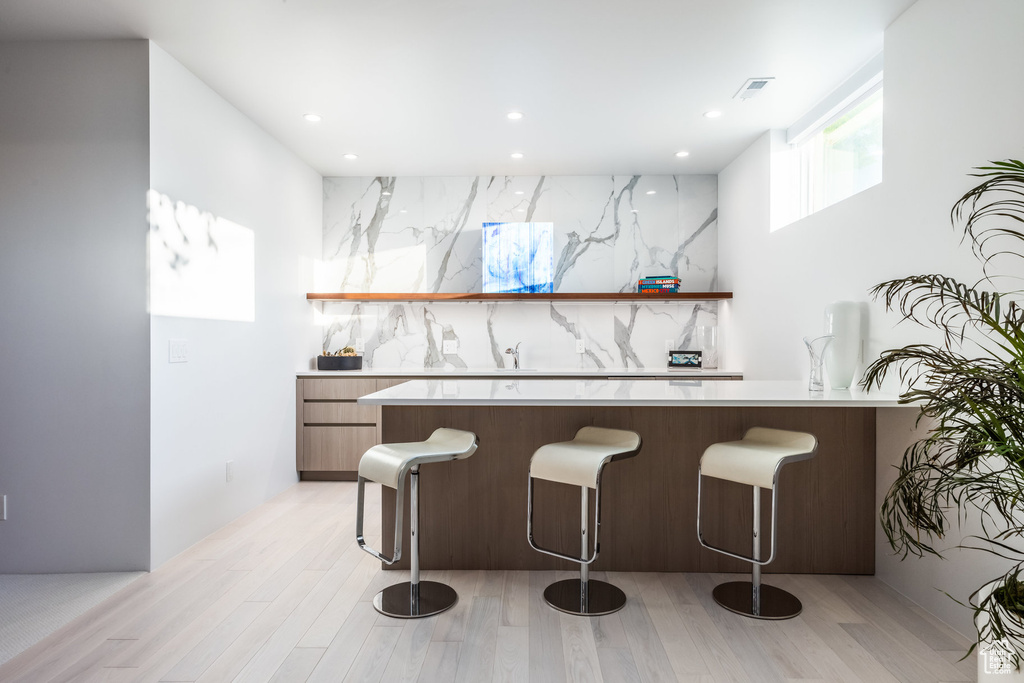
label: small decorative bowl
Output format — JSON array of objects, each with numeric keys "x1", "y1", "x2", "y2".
[{"x1": 317, "y1": 355, "x2": 363, "y2": 371}]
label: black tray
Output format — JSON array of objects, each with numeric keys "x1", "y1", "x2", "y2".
[{"x1": 317, "y1": 355, "x2": 363, "y2": 371}]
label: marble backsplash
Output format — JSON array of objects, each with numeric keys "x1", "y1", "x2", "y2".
[{"x1": 318, "y1": 175, "x2": 719, "y2": 369}]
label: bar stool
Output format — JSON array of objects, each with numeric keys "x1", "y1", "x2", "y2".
[
  {"x1": 356, "y1": 427, "x2": 478, "y2": 619},
  {"x1": 527, "y1": 426, "x2": 642, "y2": 616},
  {"x1": 697, "y1": 427, "x2": 817, "y2": 620}
]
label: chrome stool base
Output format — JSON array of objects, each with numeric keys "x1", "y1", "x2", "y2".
[
  {"x1": 372, "y1": 580, "x2": 458, "y2": 619},
  {"x1": 543, "y1": 579, "x2": 626, "y2": 616},
  {"x1": 712, "y1": 581, "x2": 802, "y2": 620}
]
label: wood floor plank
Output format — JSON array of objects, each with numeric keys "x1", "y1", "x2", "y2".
[
  {"x1": 595, "y1": 647, "x2": 642, "y2": 683},
  {"x1": 454, "y1": 596, "x2": 501, "y2": 683},
  {"x1": 417, "y1": 641, "x2": 461, "y2": 683},
  {"x1": 267, "y1": 647, "x2": 325, "y2": 682},
  {"x1": 841, "y1": 622, "x2": 971, "y2": 683},
  {"x1": 432, "y1": 570, "x2": 483, "y2": 643},
  {"x1": 305, "y1": 599, "x2": 379, "y2": 683},
  {"x1": 501, "y1": 571, "x2": 530, "y2": 628},
  {"x1": 479, "y1": 570, "x2": 507, "y2": 598},
  {"x1": 342, "y1": 624, "x2": 403, "y2": 683},
  {"x1": 616, "y1": 572, "x2": 682, "y2": 683},
  {"x1": 492, "y1": 625, "x2": 529, "y2": 683},
  {"x1": 660, "y1": 573, "x2": 750, "y2": 683},
  {"x1": 528, "y1": 571, "x2": 566, "y2": 683},
  {"x1": 234, "y1": 548, "x2": 385, "y2": 683},
  {"x1": 794, "y1": 608, "x2": 901, "y2": 683},
  {"x1": 842, "y1": 575, "x2": 970, "y2": 651},
  {"x1": 684, "y1": 573, "x2": 788, "y2": 683},
  {"x1": 193, "y1": 570, "x2": 325, "y2": 683},
  {"x1": 633, "y1": 572, "x2": 709, "y2": 678},
  {"x1": 297, "y1": 548, "x2": 379, "y2": 648},
  {"x1": 158, "y1": 601, "x2": 267, "y2": 682},
  {"x1": 560, "y1": 612, "x2": 604, "y2": 683},
  {"x1": 379, "y1": 616, "x2": 437, "y2": 683}
]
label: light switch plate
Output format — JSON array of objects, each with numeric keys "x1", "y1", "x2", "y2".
[
  {"x1": 354, "y1": 338, "x2": 365, "y2": 353},
  {"x1": 443, "y1": 340, "x2": 458, "y2": 354},
  {"x1": 169, "y1": 339, "x2": 188, "y2": 363}
]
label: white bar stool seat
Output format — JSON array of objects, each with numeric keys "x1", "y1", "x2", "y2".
[
  {"x1": 527, "y1": 426, "x2": 642, "y2": 616},
  {"x1": 697, "y1": 427, "x2": 817, "y2": 620},
  {"x1": 356, "y1": 427, "x2": 478, "y2": 619}
]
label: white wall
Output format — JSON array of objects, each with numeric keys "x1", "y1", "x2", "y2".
[
  {"x1": 719, "y1": 0, "x2": 1024, "y2": 635},
  {"x1": 0, "y1": 41, "x2": 151, "y2": 572},
  {"x1": 148, "y1": 44, "x2": 322, "y2": 568}
]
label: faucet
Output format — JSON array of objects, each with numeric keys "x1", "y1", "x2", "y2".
[{"x1": 504, "y1": 342, "x2": 522, "y2": 370}]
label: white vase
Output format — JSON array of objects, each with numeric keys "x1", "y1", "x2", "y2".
[
  {"x1": 977, "y1": 580, "x2": 1024, "y2": 680},
  {"x1": 824, "y1": 301, "x2": 862, "y2": 390}
]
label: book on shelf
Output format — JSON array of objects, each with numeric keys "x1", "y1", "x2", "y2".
[{"x1": 639, "y1": 277, "x2": 680, "y2": 285}]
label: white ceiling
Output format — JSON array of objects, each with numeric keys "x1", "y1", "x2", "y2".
[{"x1": 0, "y1": 0, "x2": 916, "y2": 177}]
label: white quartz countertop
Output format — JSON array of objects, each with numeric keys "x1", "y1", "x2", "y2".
[
  {"x1": 357, "y1": 379, "x2": 904, "y2": 407},
  {"x1": 298, "y1": 367, "x2": 741, "y2": 378}
]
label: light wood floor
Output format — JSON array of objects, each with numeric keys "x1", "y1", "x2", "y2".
[{"x1": 0, "y1": 481, "x2": 975, "y2": 683}]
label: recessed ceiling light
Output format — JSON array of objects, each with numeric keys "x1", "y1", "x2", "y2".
[
  {"x1": 507, "y1": 111, "x2": 524, "y2": 120},
  {"x1": 703, "y1": 110, "x2": 723, "y2": 119},
  {"x1": 646, "y1": 190, "x2": 657, "y2": 195},
  {"x1": 510, "y1": 152, "x2": 524, "y2": 159},
  {"x1": 516, "y1": 208, "x2": 525, "y2": 212},
  {"x1": 381, "y1": 191, "x2": 391, "y2": 196},
  {"x1": 630, "y1": 209, "x2": 639, "y2": 213},
  {"x1": 343, "y1": 153, "x2": 358, "y2": 160},
  {"x1": 399, "y1": 209, "x2": 407, "y2": 214},
  {"x1": 303, "y1": 113, "x2": 322, "y2": 123},
  {"x1": 675, "y1": 150, "x2": 690, "y2": 158},
  {"x1": 514, "y1": 191, "x2": 524, "y2": 195}
]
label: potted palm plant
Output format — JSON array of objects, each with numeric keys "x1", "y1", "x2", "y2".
[{"x1": 862, "y1": 159, "x2": 1024, "y2": 678}]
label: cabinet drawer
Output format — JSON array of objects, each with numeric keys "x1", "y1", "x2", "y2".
[
  {"x1": 302, "y1": 426, "x2": 379, "y2": 471},
  {"x1": 303, "y1": 402, "x2": 377, "y2": 425},
  {"x1": 302, "y1": 378, "x2": 379, "y2": 400}
]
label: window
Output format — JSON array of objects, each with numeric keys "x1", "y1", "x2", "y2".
[
  {"x1": 771, "y1": 54, "x2": 883, "y2": 231},
  {"x1": 795, "y1": 85, "x2": 883, "y2": 218}
]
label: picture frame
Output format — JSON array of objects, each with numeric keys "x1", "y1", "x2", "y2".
[{"x1": 668, "y1": 350, "x2": 702, "y2": 368}]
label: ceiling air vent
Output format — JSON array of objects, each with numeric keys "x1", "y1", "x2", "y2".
[{"x1": 734, "y1": 77, "x2": 775, "y2": 100}]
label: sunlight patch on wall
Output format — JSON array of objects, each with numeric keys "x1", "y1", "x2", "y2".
[{"x1": 147, "y1": 189, "x2": 255, "y2": 322}]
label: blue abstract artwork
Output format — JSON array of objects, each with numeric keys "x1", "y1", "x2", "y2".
[{"x1": 482, "y1": 222, "x2": 554, "y2": 293}]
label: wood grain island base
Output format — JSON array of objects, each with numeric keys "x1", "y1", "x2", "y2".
[{"x1": 377, "y1": 403, "x2": 877, "y2": 575}]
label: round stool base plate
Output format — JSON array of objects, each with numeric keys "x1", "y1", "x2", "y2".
[
  {"x1": 712, "y1": 581, "x2": 802, "y2": 620},
  {"x1": 543, "y1": 579, "x2": 626, "y2": 616},
  {"x1": 372, "y1": 581, "x2": 458, "y2": 619}
]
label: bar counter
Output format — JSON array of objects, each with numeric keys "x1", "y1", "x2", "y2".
[{"x1": 358, "y1": 379, "x2": 905, "y2": 575}]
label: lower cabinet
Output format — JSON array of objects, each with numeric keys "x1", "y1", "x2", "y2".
[{"x1": 296, "y1": 377, "x2": 405, "y2": 479}]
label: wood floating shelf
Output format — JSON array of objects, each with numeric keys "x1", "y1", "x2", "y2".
[{"x1": 307, "y1": 292, "x2": 732, "y2": 302}]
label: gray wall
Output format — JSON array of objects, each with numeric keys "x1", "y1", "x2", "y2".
[{"x1": 0, "y1": 41, "x2": 151, "y2": 572}]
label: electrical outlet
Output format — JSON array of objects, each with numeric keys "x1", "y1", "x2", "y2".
[
  {"x1": 664, "y1": 339, "x2": 674, "y2": 353},
  {"x1": 1, "y1": 495, "x2": 6, "y2": 521},
  {"x1": 169, "y1": 339, "x2": 188, "y2": 363},
  {"x1": 225, "y1": 461, "x2": 234, "y2": 483},
  {"x1": 354, "y1": 337, "x2": 365, "y2": 353},
  {"x1": 443, "y1": 340, "x2": 458, "y2": 354},
  {"x1": 575, "y1": 339, "x2": 585, "y2": 354}
]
